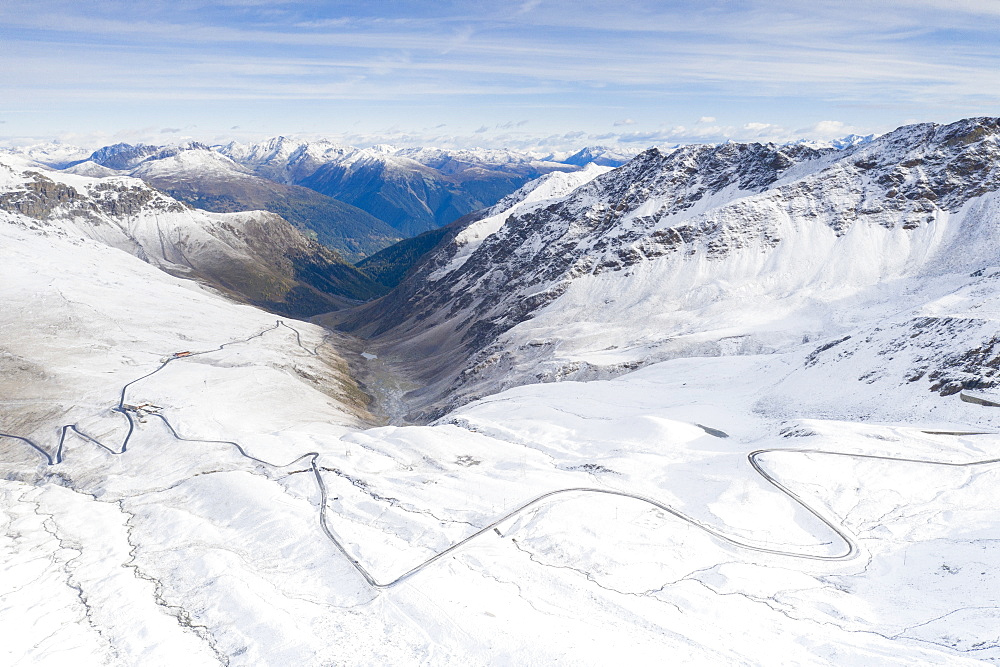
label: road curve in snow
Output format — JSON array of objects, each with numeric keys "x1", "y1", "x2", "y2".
[{"x1": 2, "y1": 321, "x2": 999, "y2": 591}]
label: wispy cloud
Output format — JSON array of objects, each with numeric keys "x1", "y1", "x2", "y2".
[
  {"x1": 1, "y1": 0, "x2": 998, "y2": 149},
  {"x1": 516, "y1": 0, "x2": 543, "y2": 15}
]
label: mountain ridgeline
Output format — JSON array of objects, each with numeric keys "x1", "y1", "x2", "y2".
[
  {"x1": 50, "y1": 139, "x2": 639, "y2": 269},
  {"x1": 67, "y1": 144, "x2": 401, "y2": 263},
  {"x1": 332, "y1": 117, "x2": 1000, "y2": 421},
  {"x1": 3, "y1": 139, "x2": 642, "y2": 317},
  {"x1": 217, "y1": 140, "x2": 611, "y2": 237},
  {"x1": 0, "y1": 159, "x2": 387, "y2": 318}
]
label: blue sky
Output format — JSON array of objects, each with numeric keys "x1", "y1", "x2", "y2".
[{"x1": 2, "y1": 0, "x2": 999, "y2": 151}]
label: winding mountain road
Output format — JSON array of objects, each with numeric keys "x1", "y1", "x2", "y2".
[{"x1": 2, "y1": 321, "x2": 998, "y2": 591}]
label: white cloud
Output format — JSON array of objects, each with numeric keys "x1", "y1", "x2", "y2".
[
  {"x1": 742, "y1": 122, "x2": 778, "y2": 133},
  {"x1": 516, "y1": 0, "x2": 542, "y2": 15},
  {"x1": 3, "y1": 0, "x2": 995, "y2": 148},
  {"x1": 810, "y1": 120, "x2": 845, "y2": 136},
  {"x1": 496, "y1": 120, "x2": 529, "y2": 129}
]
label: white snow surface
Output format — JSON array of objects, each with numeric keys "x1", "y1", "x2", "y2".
[
  {"x1": 128, "y1": 147, "x2": 253, "y2": 180},
  {"x1": 430, "y1": 163, "x2": 613, "y2": 279},
  {"x1": 3, "y1": 124, "x2": 1000, "y2": 665},
  {"x1": 0, "y1": 154, "x2": 303, "y2": 281},
  {"x1": 1, "y1": 142, "x2": 92, "y2": 167},
  {"x1": 61, "y1": 160, "x2": 123, "y2": 178}
]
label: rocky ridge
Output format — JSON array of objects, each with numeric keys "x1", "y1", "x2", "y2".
[
  {"x1": 69, "y1": 144, "x2": 400, "y2": 262},
  {"x1": 335, "y1": 117, "x2": 1000, "y2": 420},
  {"x1": 0, "y1": 157, "x2": 383, "y2": 317}
]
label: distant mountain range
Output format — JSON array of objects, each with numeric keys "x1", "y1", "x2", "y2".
[
  {"x1": 0, "y1": 131, "x2": 881, "y2": 316},
  {"x1": 6, "y1": 120, "x2": 1000, "y2": 665},
  {"x1": 8, "y1": 139, "x2": 640, "y2": 264},
  {"x1": 216, "y1": 139, "x2": 621, "y2": 237}
]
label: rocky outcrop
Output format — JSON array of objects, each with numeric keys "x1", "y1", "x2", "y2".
[
  {"x1": 0, "y1": 171, "x2": 187, "y2": 220},
  {"x1": 0, "y1": 164, "x2": 384, "y2": 318},
  {"x1": 335, "y1": 117, "x2": 1000, "y2": 420},
  {"x1": 80, "y1": 145, "x2": 401, "y2": 262}
]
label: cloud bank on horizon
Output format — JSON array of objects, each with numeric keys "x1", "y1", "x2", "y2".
[{"x1": 1, "y1": 0, "x2": 999, "y2": 151}]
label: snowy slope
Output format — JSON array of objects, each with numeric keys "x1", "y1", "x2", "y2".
[
  {"x1": 3, "y1": 214, "x2": 998, "y2": 663},
  {"x1": 4, "y1": 211, "x2": 1000, "y2": 665},
  {"x1": 337, "y1": 118, "x2": 1000, "y2": 421},
  {"x1": 0, "y1": 215, "x2": 380, "y2": 665},
  {"x1": 0, "y1": 155, "x2": 383, "y2": 315},
  {"x1": 62, "y1": 160, "x2": 122, "y2": 178},
  {"x1": 128, "y1": 145, "x2": 255, "y2": 181},
  {"x1": 4, "y1": 119, "x2": 1000, "y2": 666},
  {"x1": 429, "y1": 163, "x2": 614, "y2": 279},
  {"x1": 74, "y1": 143, "x2": 401, "y2": 261}
]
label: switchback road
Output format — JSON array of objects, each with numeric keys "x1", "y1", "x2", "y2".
[{"x1": 2, "y1": 321, "x2": 998, "y2": 590}]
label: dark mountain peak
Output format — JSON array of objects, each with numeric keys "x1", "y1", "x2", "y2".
[
  {"x1": 541, "y1": 138, "x2": 828, "y2": 238},
  {"x1": 149, "y1": 141, "x2": 214, "y2": 160},
  {"x1": 86, "y1": 142, "x2": 161, "y2": 170},
  {"x1": 930, "y1": 116, "x2": 1000, "y2": 149}
]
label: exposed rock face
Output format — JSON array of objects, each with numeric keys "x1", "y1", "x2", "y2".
[
  {"x1": 335, "y1": 117, "x2": 1000, "y2": 420},
  {"x1": 0, "y1": 172, "x2": 183, "y2": 220},
  {"x1": 0, "y1": 162, "x2": 382, "y2": 318},
  {"x1": 78, "y1": 144, "x2": 401, "y2": 262},
  {"x1": 83, "y1": 142, "x2": 162, "y2": 170}
]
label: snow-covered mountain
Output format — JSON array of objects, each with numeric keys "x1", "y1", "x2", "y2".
[
  {"x1": 548, "y1": 145, "x2": 641, "y2": 167},
  {"x1": 335, "y1": 118, "x2": 1000, "y2": 422},
  {"x1": 217, "y1": 136, "x2": 355, "y2": 185},
  {"x1": 0, "y1": 155, "x2": 383, "y2": 316},
  {"x1": 84, "y1": 142, "x2": 166, "y2": 170},
  {"x1": 69, "y1": 142, "x2": 400, "y2": 261},
  {"x1": 791, "y1": 132, "x2": 877, "y2": 150},
  {"x1": 4, "y1": 119, "x2": 1000, "y2": 665},
  {"x1": 219, "y1": 138, "x2": 580, "y2": 236}
]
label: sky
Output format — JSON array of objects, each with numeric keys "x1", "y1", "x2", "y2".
[{"x1": 2, "y1": 0, "x2": 1000, "y2": 152}]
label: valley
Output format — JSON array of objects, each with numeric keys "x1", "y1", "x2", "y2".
[{"x1": 2, "y1": 118, "x2": 1000, "y2": 665}]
